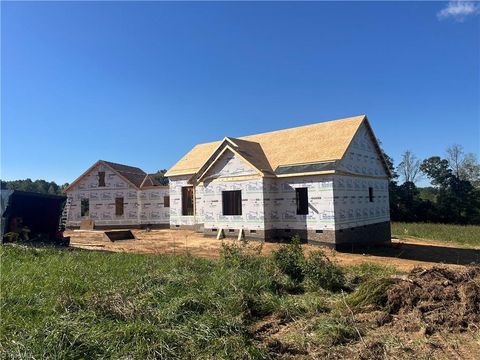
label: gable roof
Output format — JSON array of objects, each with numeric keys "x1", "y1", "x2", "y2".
[
  {"x1": 191, "y1": 138, "x2": 269, "y2": 184},
  {"x1": 140, "y1": 173, "x2": 168, "y2": 188},
  {"x1": 64, "y1": 160, "x2": 167, "y2": 192},
  {"x1": 166, "y1": 115, "x2": 389, "y2": 178},
  {"x1": 102, "y1": 161, "x2": 147, "y2": 188}
]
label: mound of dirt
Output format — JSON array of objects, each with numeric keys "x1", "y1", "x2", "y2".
[{"x1": 385, "y1": 266, "x2": 480, "y2": 333}]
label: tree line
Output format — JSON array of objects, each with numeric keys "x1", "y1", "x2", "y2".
[
  {"x1": 0, "y1": 179, "x2": 69, "y2": 195},
  {"x1": 384, "y1": 144, "x2": 480, "y2": 225}
]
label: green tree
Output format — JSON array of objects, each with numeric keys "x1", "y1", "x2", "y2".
[
  {"x1": 153, "y1": 169, "x2": 169, "y2": 186},
  {"x1": 421, "y1": 156, "x2": 480, "y2": 224}
]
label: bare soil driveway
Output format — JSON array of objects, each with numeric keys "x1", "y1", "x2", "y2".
[{"x1": 67, "y1": 229, "x2": 480, "y2": 271}]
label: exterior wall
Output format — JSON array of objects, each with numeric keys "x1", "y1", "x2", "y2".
[
  {"x1": 263, "y1": 175, "x2": 335, "y2": 232},
  {"x1": 169, "y1": 175, "x2": 196, "y2": 228},
  {"x1": 199, "y1": 150, "x2": 264, "y2": 234},
  {"x1": 332, "y1": 175, "x2": 390, "y2": 230},
  {"x1": 200, "y1": 177, "x2": 265, "y2": 235},
  {"x1": 337, "y1": 122, "x2": 387, "y2": 177},
  {"x1": 203, "y1": 149, "x2": 257, "y2": 180},
  {"x1": 66, "y1": 164, "x2": 169, "y2": 228},
  {"x1": 138, "y1": 188, "x2": 170, "y2": 225}
]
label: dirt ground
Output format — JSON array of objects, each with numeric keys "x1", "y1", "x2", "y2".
[{"x1": 67, "y1": 229, "x2": 480, "y2": 271}]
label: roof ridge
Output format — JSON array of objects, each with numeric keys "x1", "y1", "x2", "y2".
[
  {"x1": 182, "y1": 115, "x2": 365, "y2": 148},
  {"x1": 239, "y1": 115, "x2": 365, "y2": 140},
  {"x1": 101, "y1": 160, "x2": 146, "y2": 174}
]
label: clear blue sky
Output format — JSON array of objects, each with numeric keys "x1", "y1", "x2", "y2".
[{"x1": 2, "y1": 1, "x2": 479, "y2": 185}]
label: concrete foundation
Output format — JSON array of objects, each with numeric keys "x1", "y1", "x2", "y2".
[
  {"x1": 68, "y1": 223, "x2": 169, "y2": 230},
  {"x1": 201, "y1": 221, "x2": 391, "y2": 249}
]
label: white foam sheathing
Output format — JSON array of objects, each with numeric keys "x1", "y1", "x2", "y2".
[
  {"x1": 263, "y1": 176, "x2": 336, "y2": 231},
  {"x1": 199, "y1": 150, "x2": 264, "y2": 230},
  {"x1": 203, "y1": 150, "x2": 257, "y2": 180},
  {"x1": 66, "y1": 164, "x2": 169, "y2": 227},
  {"x1": 337, "y1": 122, "x2": 387, "y2": 177},
  {"x1": 332, "y1": 175, "x2": 390, "y2": 230},
  {"x1": 169, "y1": 175, "x2": 197, "y2": 226}
]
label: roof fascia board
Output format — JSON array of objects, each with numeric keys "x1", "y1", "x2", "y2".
[
  {"x1": 139, "y1": 174, "x2": 149, "y2": 188},
  {"x1": 197, "y1": 174, "x2": 264, "y2": 185},
  {"x1": 334, "y1": 171, "x2": 390, "y2": 180},
  {"x1": 275, "y1": 170, "x2": 336, "y2": 178}
]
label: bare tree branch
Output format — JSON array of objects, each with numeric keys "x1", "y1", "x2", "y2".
[{"x1": 397, "y1": 150, "x2": 422, "y2": 184}]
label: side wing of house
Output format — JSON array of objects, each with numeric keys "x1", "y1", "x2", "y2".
[
  {"x1": 138, "y1": 187, "x2": 170, "y2": 225},
  {"x1": 66, "y1": 163, "x2": 140, "y2": 227},
  {"x1": 333, "y1": 121, "x2": 390, "y2": 240}
]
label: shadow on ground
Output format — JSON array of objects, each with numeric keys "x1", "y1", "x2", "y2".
[{"x1": 339, "y1": 242, "x2": 480, "y2": 266}]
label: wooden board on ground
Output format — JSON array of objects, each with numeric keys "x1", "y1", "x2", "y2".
[
  {"x1": 103, "y1": 230, "x2": 136, "y2": 242},
  {"x1": 80, "y1": 220, "x2": 95, "y2": 230}
]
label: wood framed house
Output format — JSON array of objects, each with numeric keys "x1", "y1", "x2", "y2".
[
  {"x1": 64, "y1": 160, "x2": 169, "y2": 229},
  {"x1": 165, "y1": 115, "x2": 391, "y2": 248}
]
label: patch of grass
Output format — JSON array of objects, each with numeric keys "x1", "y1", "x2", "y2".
[
  {"x1": 311, "y1": 318, "x2": 360, "y2": 346},
  {"x1": 344, "y1": 263, "x2": 398, "y2": 279},
  {"x1": 0, "y1": 241, "x2": 403, "y2": 358},
  {"x1": 286, "y1": 316, "x2": 360, "y2": 348},
  {"x1": 0, "y1": 246, "x2": 270, "y2": 359},
  {"x1": 303, "y1": 251, "x2": 346, "y2": 292},
  {"x1": 392, "y1": 222, "x2": 480, "y2": 247},
  {"x1": 277, "y1": 292, "x2": 329, "y2": 321},
  {"x1": 346, "y1": 277, "x2": 396, "y2": 310}
]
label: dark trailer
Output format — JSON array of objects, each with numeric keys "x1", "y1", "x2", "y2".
[{"x1": 1, "y1": 190, "x2": 69, "y2": 245}]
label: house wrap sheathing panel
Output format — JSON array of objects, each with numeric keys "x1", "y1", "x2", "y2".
[
  {"x1": 66, "y1": 162, "x2": 169, "y2": 228},
  {"x1": 167, "y1": 115, "x2": 391, "y2": 247}
]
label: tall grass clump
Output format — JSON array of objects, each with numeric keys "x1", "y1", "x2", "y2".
[
  {"x1": 271, "y1": 235, "x2": 305, "y2": 283},
  {"x1": 346, "y1": 277, "x2": 395, "y2": 310},
  {"x1": 303, "y1": 251, "x2": 345, "y2": 292},
  {"x1": 272, "y1": 236, "x2": 345, "y2": 292}
]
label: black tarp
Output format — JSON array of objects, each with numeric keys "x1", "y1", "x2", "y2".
[{"x1": 1, "y1": 190, "x2": 67, "y2": 241}]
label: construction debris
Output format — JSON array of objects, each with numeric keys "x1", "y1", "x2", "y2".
[{"x1": 103, "y1": 230, "x2": 136, "y2": 242}]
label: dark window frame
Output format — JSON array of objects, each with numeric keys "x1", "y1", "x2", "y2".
[
  {"x1": 296, "y1": 187, "x2": 309, "y2": 215},
  {"x1": 81, "y1": 198, "x2": 89, "y2": 217},
  {"x1": 368, "y1": 187, "x2": 374, "y2": 202},
  {"x1": 98, "y1": 171, "x2": 106, "y2": 187},
  {"x1": 222, "y1": 190, "x2": 242, "y2": 216},
  {"x1": 164, "y1": 196, "x2": 170, "y2": 208},
  {"x1": 115, "y1": 197, "x2": 124, "y2": 216},
  {"x1": 182, "y1": 186, "x2": 194, "y2": 216}
]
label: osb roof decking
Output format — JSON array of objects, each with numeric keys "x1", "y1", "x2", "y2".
[
  {"x1": 102, "y1": 161, "x2": 147, "y2": 188},
  {"x1": 166, "y1": 115, "x2": 368, "y2": 177}
]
